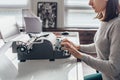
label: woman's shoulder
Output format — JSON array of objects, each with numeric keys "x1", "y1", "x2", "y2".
[
  {"x1": 110, "y1": 15, "x2": 120, "y2": 25},
  {"x1": 101, "y1": 15, "x2": 120, "y2": 26},
  {"x1": 108, "y1": 16, "x2": 120, "y2": 34},
  {"x1": 102, "y1": 16, "x2": 120, "y2": 36},
  {"x1": 105, "y1": 15, "x2": 120, "y2": 30}
]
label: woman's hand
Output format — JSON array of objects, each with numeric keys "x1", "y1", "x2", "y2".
[
  {"x1": 61, "y1": 39, "x2": 80, "y2": 50},
  {"x1": 61, "y1": 39, "x2": 82, "y2": 59}
]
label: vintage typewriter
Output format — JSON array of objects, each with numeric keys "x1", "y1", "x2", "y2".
[{"x1": 12, "y1": 33, "x2": 71, "y2": 62}]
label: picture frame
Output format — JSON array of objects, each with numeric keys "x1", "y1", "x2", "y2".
[{"x1": 37, "y1": 2, "x2": 57, "y2": 29}]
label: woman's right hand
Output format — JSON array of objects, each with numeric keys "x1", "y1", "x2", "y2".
[
  {"x1": 61, "y1": 38, "x2": 82, "y2": 59},
  {"x1": 61, "y1": 38, "x2": 80, "y2": 50}
]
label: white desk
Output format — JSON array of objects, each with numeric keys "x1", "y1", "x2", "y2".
[
  {"x1": 0, "y1": 32, "x2": 83, "y2": 80},
  {"x1": 0, "y1": 39, "x2": 4, "y2": 49}
]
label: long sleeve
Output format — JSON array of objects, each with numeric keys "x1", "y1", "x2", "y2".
[
  {"x1": 80, "y1": 43, "x2": 96, "y2": 53},
  {"x1": 80, "y1": 19, "x2": 120, "y2": 79}
]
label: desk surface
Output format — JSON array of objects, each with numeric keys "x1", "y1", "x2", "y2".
[
  {"x1": 0, "y1": 39, "x2": 4, "y2": 48},
  {"x1": 0, "y1": 32, "x2": 83, "y2": 80}
]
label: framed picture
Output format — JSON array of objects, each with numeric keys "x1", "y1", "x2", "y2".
[{"x1": 37, "y1": 2, "x2": 57, "y2": 29}]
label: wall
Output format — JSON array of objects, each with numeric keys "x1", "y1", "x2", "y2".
[{"x1": 30, "y1": 0, "x2": 64, "y2": 28}]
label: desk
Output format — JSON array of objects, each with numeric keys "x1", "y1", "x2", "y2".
[
  {"x1": 0, "y1": 39, "x2": 4, "y2": 49},
  {"x1": 0, "y1": 32, "x2": 83, "y2": 80}
]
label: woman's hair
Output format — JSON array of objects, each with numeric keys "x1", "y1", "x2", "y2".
[{"x1": 96, "y1": 0, "x2": 119, "y2": 22}]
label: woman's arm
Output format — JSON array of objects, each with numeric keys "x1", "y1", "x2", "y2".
[
  {"x1": 61, "y1": 22, "x2": 120, "y2": 77},
  {"x1": 80, "y1": 43, "x2": 96, "y2": 53},
  {"x1": 81, "y1": 23, "x2": 120, "y2": 77},
  {"x1": 62, "y1": 38, "x2": 96, "y2": 53}
]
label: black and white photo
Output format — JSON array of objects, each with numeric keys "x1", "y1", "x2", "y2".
[{"x1": 37, "y1": 2, "x2": 57, "y2": 29}]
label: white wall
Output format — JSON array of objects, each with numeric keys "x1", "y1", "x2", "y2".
[{"x1": 30, "y1": 0, "x2": 64, "y2": 28}]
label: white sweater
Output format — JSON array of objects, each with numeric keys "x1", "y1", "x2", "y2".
[{"x1": 80, "y1": 15, "x2": 120, "y2": 80}]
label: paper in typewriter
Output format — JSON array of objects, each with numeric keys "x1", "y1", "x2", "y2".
[{"x1": 36, "y1": 32, "x2": 57, "y2": 46}]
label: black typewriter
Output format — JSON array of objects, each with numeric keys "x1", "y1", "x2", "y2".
[{"x1": 12, "y1": 33, "x2": 71, "y2": 62}]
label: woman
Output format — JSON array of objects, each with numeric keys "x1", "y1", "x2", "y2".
[{"x1": 61, "y1": 0, "x2": 120, "y2": 80}]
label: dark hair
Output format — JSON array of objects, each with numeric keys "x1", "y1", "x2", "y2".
[{"x1": 96, "y1": 0, "x2": 119, "y2": 22}]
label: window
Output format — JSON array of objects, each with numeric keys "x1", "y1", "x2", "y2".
[
  {"x1": 64, "y1": 0, "x2": 100, "y2": 28},
  {"x1": 0, "y1": 0, "x2": 28, "y2": 8},
  {"x1": 0, "y1": 0, "x2": 29, "y2": 28}
]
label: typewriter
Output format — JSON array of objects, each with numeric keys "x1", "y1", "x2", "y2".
[{"x1": 12, "y1": 33, "x2": 71, "y2": 62}]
